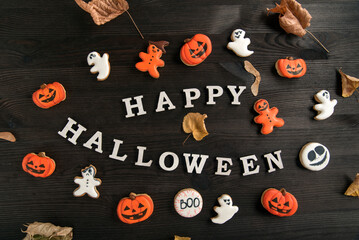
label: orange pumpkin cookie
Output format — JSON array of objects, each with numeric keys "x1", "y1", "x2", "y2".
[
  {"x1": 180, "y1": 34, "x2": 212, "y2": 66},
  {"x1": 275, "y1": 57, "x2": 307, "y2": 78},
  {"x1": 117, "y1": 192, "x2": 154, "y2": 224},
  {"x1": 32, "y1": 82, "x2": 66, "y2": 109},
  {"x1": 253, "y1": 99, "x2": 284, "y2": 135},
  {"x1": 261, "y1": 188, "x2": 298, "y2": 217},
  {"x1": 135, "y1": 41, "x2": 169, "y2": 78},
  {"x1": 22, "y1": 152, "x2": 56, "y2": 178}
]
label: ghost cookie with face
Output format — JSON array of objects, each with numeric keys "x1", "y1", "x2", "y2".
[
  {"x1": 227, "y1": 29, "x2": 254, "y2": 57},
  {"x1": 87, "y1": 51, "x2": 110, "y2": 81},
  {"x1": 313, "y1": 90, "x2": 337, "y2": 120},
  {"x1": 73, "y1": 165, "x2": 102, "y2": 198},
  {"x1": 299, "y1": 142, "x2": 330, "y2": 171},
  {"x1": 211, "y1": 194, "x2": 239, "y2": 224}
]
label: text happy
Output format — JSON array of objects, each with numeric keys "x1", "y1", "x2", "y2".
[{"x1": 58, "y1": 117, "x2": 285, "y2": 176}]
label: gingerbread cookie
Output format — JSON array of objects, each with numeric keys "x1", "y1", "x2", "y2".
[
  {"x1": 73, "y1": 165, "x2": 101, "y2": 199},
  {"x1": 227, "y1": 29, "x2": 254, "y2": 57},
  {"x1": 211, "y1": 194, "x2": 239, "y2": 224},
  {"x1": 135, "y1": 41, "x2": 169, "y2": 78},
  {"x1": 87, "y1": 51, "x2": 110, "y2": 81},
  {"x1": 22, "y1": 152, "x2": 56, "y2": 178},
  {"x1": 174, "y1": 188, "x2": 203, "y2": 218},
  {"x1": 253, "y1": 99, "x2": 284, "y2": 134},
  {"x1": 299, "y1": 142, "x2": 330, "y2": 171},
  {"x1": 313, "y1": 90, "x2": 337, "y2": 120},
  {"x1": 32, "y1": 82, "x2": 66, "y2": 109},
  {"x1": 180, "y1": 34, "x2": 212, "y2": 66},
  {"x1": 117, "y1": 192, "x2": 154, "y2": 224}
]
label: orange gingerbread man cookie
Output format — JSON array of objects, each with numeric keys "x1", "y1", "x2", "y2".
[
  {"x1": 254, "y1": 99, "x2": 284, "y2": 135},
  {"x1": 135, "y1": 41, "x2": 169, "y2": 79}
]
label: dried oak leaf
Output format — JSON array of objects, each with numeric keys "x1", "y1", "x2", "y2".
[
  {"x1": 0, "y1": 132, "x2": 16, "y2": 142},
  {"x1": 174, "y1": 235, "x2": 191, "y2": 240},
  {"x1": 345, "y1": 173, "x2": 359, "y2": 198},
  {"x1": 339, "y1": 69, "x2": 359, "y2": 98},
  {"x1": 183, "y1": 113, "x2": 208, "y2": 141},
  {"x1": 244, "y1": 60, "x2": 261, "y2": 96},
  {"x1": 75, "y1": 0, "x2": 129, "y2": 25},
  {"x1": 22, "y1": 222, "x2": 73, "y2": 240},
  {"x1": 267, "y1": 0, "x2": 312, "y2": 37}
]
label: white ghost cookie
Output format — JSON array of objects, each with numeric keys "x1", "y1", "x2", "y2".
[
  {"x1": 313, "y1": 90, "x2": 337, "y2": 120},
  {"x1": 211, "y1": 194, "x2": 239, "y2": 224},
  {"x1": 73, "y1": 165, "x2": 101, "y2": 199},
  {"x1": 87, "y1": 51, "x2": 110, "y2": 81},
  {"x1": 227, "y1": 29, "x2": 254, "y2": 57}
]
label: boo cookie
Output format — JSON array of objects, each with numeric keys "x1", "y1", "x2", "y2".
[{"x1": 174, "y1": 188, "x2": 203, "y2": 218}]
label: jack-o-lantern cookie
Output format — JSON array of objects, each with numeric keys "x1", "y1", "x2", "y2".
[
  {"x1": 261, "y1": 188, "x2": 298, "y2": 217},
  {"x1": 22, "y1": 152, "x2": 56, "y2": 178},
  {"x1": 117, "y1": 192, "x2": 154, "y2": 224},
  {"x1": 180, "y1": 34, "x2": 212, "y2": 66},
  {"x1": 253, "y1": 99, "x2": 284, "y2": 135},
  {"x1": 135, "y1": 41, "x2": 169, "y2": 78},
  {"x1": 275, "y1": 57, "x2": 307, "y2": 78},
  {"x1": 32, "y1": 82, "x2": 66, "y2": 109},
  {"x1": 299, "y1": 142, "x2": 330, "y2": 171},
  {"x1": 174, "y1": 188, "x2": 203, "y2": 218}
]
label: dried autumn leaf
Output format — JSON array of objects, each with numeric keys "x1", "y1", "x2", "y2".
[
  {"x1": 345, "y1": 173, "x2": 359, "y2": 198},
  {"x1": 0, "y1": 132, "x2": 16, "y2": 142},
  {"x1": 174, "y1": 235, "x2": 191, "y2": 240},
  {"x1": 267, "y1": 0, "x2": 312, "y2": 37},
  {"x1": 244, "y1": 60, "x2": 261, "y2": 96},
  {"x1": 74, "y1": 0, "x2": 144, "y2": 38},
  {"x1": 339, "y1": 69, "x2": 359, "y2": 97},
  {"x1": 22, "y1": 222, "x2": 73, "y2": 240},
  {"x1": 183, "y1": 113, "x2": 209, "y2": 141}
]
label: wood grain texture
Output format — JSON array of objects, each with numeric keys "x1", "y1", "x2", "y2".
[{"x1": 0, "y1": 0, "x2": 359, "y2": 239}]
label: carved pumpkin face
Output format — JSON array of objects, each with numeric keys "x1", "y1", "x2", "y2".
[
  {"x1": 275, "y1": 57, "x2": 307, "y2": 78},
  {"x1": 261, "y1": 188, "x2": 298, "y2": 217},
  {"x1": 22, "y1": 152, "x2": 56, "y2": 178},
  {"x1": 32, "y1": 82, "x2": 66, "y2": 109},
  {"x1": 117, "y1": 193, "x2": 154, "y2": 224},
  {"x1": 180, "y1": 34, "x2": 212, "y2": 66},
  {"x1": 254, "y1": 99, "x2": 269, "y2": 112}
]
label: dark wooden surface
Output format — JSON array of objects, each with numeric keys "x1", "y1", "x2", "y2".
[{"x1": 1, "y1": 0, "x2": 359, "y2": 239}]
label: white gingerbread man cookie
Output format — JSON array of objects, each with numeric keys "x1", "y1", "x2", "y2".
[
  {"x1": 211, "y1": 194, "x2": 239, "y2": 224},
  {"x1": 87, "y1": 51, "x2": 110, "y2": 81},
  {"x1": 227, "y1": 29, "x2": 254, "y2": 57},
  {"x1": 174, "y1": 188, "x2": 203, "y2": 218},
  {"x1": 73, "y1": 165, "x2": 101, "y2": 199},
  {"x1": 313, "y1": 90, "x2": 337, "y2": 120}
]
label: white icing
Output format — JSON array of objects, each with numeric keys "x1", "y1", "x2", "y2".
[
  {"x1": 73, "y1": 165, "x2": 101, "y2": 198},
  {"x1": 87, "y1": 52, "x2": 110, "y2": 81},
  {"x1": 174, "y1": 189, "x2": 203, "y2": 218},
  {"x1": 313, "y1": 90, "x2": 337, "y2": 120},
  {"x1": 211, "y1": 194, "x2": 239, "y2": 224},
  {"x1": 299, "y1": 142, "x2": 330, "y2": 171},
  {"x1": 227, "y1": 29, "x2": 254, "y2": 57}
]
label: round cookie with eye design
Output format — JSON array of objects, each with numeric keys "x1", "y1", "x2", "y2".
[{"x1": 299, "y1": 142, "x2": 330, "y2": 171}]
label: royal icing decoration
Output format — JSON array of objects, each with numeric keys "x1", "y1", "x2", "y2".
[
  {"x1": 135, "y1": 41, "x2": 169, "y2": 79},
  {"x1": 227, "y1": 29, "x2": 254, "y2": 57},
  {"x1": 313, "y1": 90, "x2": 337, "y2": 120},
  {"x1": 174, "y1": 188, "x2": 203, "y2": 218},
  {"x1": 87, "y1": 51, "x2": 110, "y2": 81},
  {"x1": 299, "y1": 142, "x2": 330, "y2": 171},
  {"x1": 211, "y1": 194, "x2": 239, "y2": 224},
  {"x1": 117, "y1": 192, "x2": 154, "y2": 224},
  {"x1": 253, "y1": 99, "x2": 284, "y2": 135},
  {"x1": 261, "y1": 188, "x2": 298, "y2": 217},
  {"x1": 275, "y1": 57, "x2": 307, "y2": 78},
  {"x1": 73, "y1": 165, "x2": 101, "y2": 198},
  {"x1": 32, "y1": 82, "x2": 66, "y2": 109},
  {"x1": 22, "y1": 152, "x2": 56, "y2": 178},
  {"x1": 180, "y1": 34, "x2": 212, "y2": 66}
]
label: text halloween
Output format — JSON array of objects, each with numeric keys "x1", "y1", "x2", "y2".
[{"x1": 58, "y1": 117, "x2": 285, "y2": 176}]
